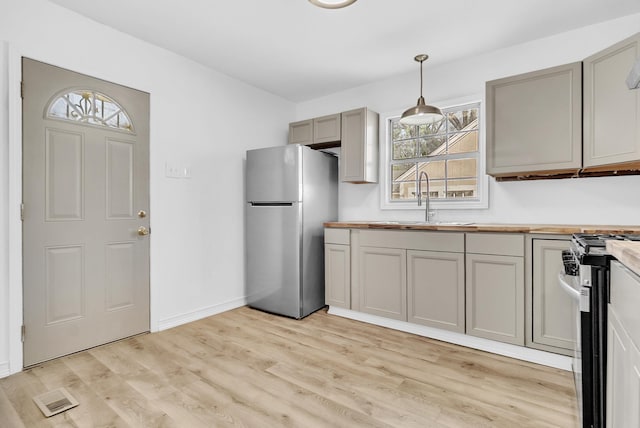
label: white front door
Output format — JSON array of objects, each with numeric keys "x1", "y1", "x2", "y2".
[{"x1": 22, "y1": 58, "x2": 150, "y2": 367}]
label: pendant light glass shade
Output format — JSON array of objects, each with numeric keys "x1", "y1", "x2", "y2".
[
  {"x1": 399, "y1": 54, "x2": 443, "y2": 125},
  {"x1": 308, "y1": 0, "x2": 358, "y2": 9}
]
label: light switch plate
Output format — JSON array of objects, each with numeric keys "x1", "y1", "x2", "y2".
[{"x1": 165, "y1": 162, "x2": 192, "y2": 179}]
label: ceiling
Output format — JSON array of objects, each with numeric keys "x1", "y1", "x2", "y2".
[{"x1": 49, "y1": 0, "x2": 640, "y2": 102}]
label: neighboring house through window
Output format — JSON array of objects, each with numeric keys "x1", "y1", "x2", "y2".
[{"x1": 382, "y1": 101, "x2": 487, "y2": 210}]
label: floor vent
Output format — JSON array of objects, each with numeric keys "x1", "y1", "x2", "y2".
[{"x1": 33, "y1": 387, "x2": 79, "y2": 417}]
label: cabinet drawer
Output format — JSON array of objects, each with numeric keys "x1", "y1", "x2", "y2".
[
  {"x1": 325, "y1": 228, "x2": 350, "y2": 245},
  {"x1": 359, "y1": 230, "x2": 464, "y2": 253},
  {"x1": 466, "y1": 233, "x2": 524, "y2": 257}
]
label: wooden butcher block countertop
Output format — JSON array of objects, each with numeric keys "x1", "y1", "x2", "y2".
[
  {"x1": 607, "y1": 240, "x2": 640, "y2": 277},
  {"x1": 324, "y1": 221, "x2": 640, "y2": 235}
]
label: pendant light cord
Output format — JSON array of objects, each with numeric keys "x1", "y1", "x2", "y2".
[{"x1": 419, "y1": 59, "x2": 424, "y2": 99}]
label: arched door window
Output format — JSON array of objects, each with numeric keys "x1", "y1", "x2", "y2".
[{"x1": 47, "y1": 89, "x2": 134, "y2": 132}]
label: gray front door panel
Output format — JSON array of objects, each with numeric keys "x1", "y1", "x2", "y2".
[{"x1": 22, "y1": 58, "x2": 150, "y2": 366}]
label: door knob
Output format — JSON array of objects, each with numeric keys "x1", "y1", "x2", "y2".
[
  {"x1": 138, "y1": 210, "x2": 147, "y2": 218},
  {"x1": 137, "y1": 226, "x2": 150, "y2": 236}
]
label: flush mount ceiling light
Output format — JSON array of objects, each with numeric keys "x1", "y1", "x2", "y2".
[
  {"x1": 399, "y1": 54, "x2": 443, "y2": 125},
  {"x1": 308, "y1": 0, "x2": 358, "y2": 9}
]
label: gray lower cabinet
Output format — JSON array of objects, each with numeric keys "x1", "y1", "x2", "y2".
[
  {"x1": 584, "y1": 33, "x2": 640, "y2": 169},
  {"x1": 607, "y1": 308, "x2": 640, "y2": 428},
  {"x1": 324, "y1": 228, "x2": 351, "y2": 309},
  {"x1": 358, "y1": 246, "x2": 407, "y2": 321},
  {"x1": 407, "y1": 250, "x2": 465, "y2": 333},
  {"x1": 607, "y1": 261, "x2": 640, "y2": 428},
  {"x1": 527, "y1": 238, "x2": 575, "y2": 355},
  {"x1": 486, "y1": 62, "x2": 582, "y2": 177},
  {"x1": 324, "y1": 244, "x2": 350, "y2": 308},
  {"x1": 328, "y1": 228, "x2": 575, "y2": 354},
  {"x1": 465, "y1": 233, "x2": 525, "y2": 345},
  {"x1": 355, "y1": 230, "x2": 464, "y2": 323}
]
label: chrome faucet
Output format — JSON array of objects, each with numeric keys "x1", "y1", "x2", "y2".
[{"x1": 417, "y1": 170, "x2": 432, "y2": 223}]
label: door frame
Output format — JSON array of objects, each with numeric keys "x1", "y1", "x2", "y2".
[
  {"x1": 6, "y1": 43, "x2": 23, "y2": 377},
  {"x1": 3, "y1": 48, "x2": 154, "y2": 376}
]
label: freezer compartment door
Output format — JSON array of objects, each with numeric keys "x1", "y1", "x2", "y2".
[
  {"x1": 246, "y1": 202, "x2": 301, "y2": 318},
  {"x1": 246, "y1": 145, "x2": 301, "y2": 203}
]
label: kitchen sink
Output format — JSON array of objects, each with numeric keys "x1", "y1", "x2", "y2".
[
  {"x1": 432, "y1": 221, "x2": 475, "y2": 226},
  {"x1": 370, "y1": 221, "x2": 474, "y2": 226}
]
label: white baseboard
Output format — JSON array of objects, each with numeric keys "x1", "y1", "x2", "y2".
[
  {"x1": 157, "y1": 296, "x2": 247, "y2": 331},
  {"x1": 328, "y1": 306, "x2": 572, "y2": 371},
  {"x1": 0, "y1": 361, "x2": 10, "y2": 379}
]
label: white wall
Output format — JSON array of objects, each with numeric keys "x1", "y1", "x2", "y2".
[
  {"x1": 297, "y1": 14, "x2": 640, "y2": 225},
  {"x1": 0, "y1": 0, "x2": 295, "y2": 377}
]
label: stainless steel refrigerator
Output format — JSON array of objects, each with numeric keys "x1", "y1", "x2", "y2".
[{"x1": 245, "y1": 144, "x2": 338, "y2": 319}]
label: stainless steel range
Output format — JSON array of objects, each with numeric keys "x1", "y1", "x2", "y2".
[{"x1": 559, "y1": 233, "x2": 640, "y2": 428}]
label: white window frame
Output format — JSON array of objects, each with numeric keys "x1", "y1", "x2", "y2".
[{"x1": 379, "y1": 94, "x2": 489, "y2": 210}]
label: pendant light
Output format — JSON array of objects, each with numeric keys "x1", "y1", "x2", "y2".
[
  {"x1": 308, "y1": 0, "x2": 358, "y2": 9},
  {"x1": 399, "y1": 54, "x2": 443, "y2": 125}
]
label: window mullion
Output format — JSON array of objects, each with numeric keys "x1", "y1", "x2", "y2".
[{"x1": 389, "y1": 102, "x2": 480, "y2": 205}]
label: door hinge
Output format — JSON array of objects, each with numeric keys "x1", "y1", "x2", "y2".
[
  {"x1": 20, "y1": 203, "x2": 24, "y2": 221},
  {"x1": 20, "y1": 81, "x2": 24, "y2": 99},
  {"x1": 21, "y1": 325, "x2": 25, "y2": 343}
]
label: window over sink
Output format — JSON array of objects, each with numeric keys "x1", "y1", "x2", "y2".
[{"x1": 380, "y1": 100, "x2": 488, "y2": 210}]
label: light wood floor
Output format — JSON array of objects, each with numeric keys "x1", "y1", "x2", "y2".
[{"x1": 0, "y1": 306, "x2": 578, "y2": 427}]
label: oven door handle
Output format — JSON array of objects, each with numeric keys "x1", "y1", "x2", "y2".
[
  {"x1": 558, "y1": 272, "x2": 580, "y2": 301},
  {"x1": 558, "y1": 272, "x2": 590, "y2": 312}
]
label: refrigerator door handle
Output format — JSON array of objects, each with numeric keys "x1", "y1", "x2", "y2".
[{"x1": 249, "y1": 202, "x2": 294, "y2": 207}]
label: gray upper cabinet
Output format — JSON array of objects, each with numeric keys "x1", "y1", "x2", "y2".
[
  {"x1": 341, "y1": 107, "x2": 379, "y2": 183},
  {"x1": 583, "y1": 33, "x2": 640, "y2": 169},
  {"x1": 288, "y1": 113, "x2": 341, "y2": 146},
  {"x1": 314, "y1": 113, "x2": 341, "y2": 144},
  {"x1": 288, "y1": 108, "x2": 379, "y2": 183},
  {"x1": 288, "y1": 119, "x2": 314, "y2": 145},
  {"x1": 486, "y1": 62, "x2": 582, "y2": 177}
]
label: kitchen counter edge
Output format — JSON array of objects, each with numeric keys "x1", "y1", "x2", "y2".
[
  {"x1": 607, "y1": 241, "x2": 640, "y2": 277},
  {"x1": 324, "y1": 221, "x2": 640, "y2": 235}
]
